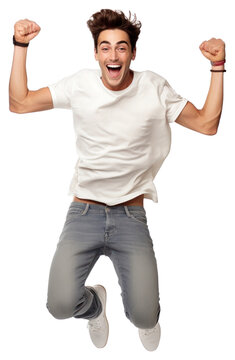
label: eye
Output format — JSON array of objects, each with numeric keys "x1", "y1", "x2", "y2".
[
  {"x1": 101, "y1": 47, "x2": 109, "y2": 52},
  {"x1": 118, "y1": 47, "x2": 126, "y2": 52}
]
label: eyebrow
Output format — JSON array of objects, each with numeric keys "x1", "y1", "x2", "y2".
[{"x1": 99, "y1": 40, "x2": 129, "y2": 47}]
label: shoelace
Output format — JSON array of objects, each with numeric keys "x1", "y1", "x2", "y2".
[
  {"x1": 87, "y1": 318, "x2": 101, "y2": 332},
  {"x1": 142, "y1": 327, "x2": 157, "y2": 337}
]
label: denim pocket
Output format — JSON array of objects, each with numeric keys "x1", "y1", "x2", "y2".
[
  {"x1": 128, "y1": 210, "x2": 148, "y2": 226},
  {"x1": 67, "y1": 208, "x2": 84, "y2": 216},
  {"x1": 65, "y1": 204, "x2": 86, "y2": 220}
]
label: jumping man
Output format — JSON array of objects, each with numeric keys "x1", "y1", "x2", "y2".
[{"x1": 9, "y1": 9, "x2": 225, "y2": 351}]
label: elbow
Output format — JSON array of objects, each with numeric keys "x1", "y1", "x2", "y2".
[
  {"x1": 205, "y1": 129, "x2": 218, "y2": 136},
  {"x1": 9, "y1": 103, "x2": 21, "y2": 113},
  {"x1": 205, "y1": 122, "x2": 219, "y2": 136},
  {"x1": 9, "y1": 97, "x2": 26, "y2": 114},
  {"x1": 200, "y1": 114, "x2": 220, "y2": 136},
  {"x1": 9, "y1": 103, "x2": 18, "y2": 113},
  {"x1": 203, "y1": 126, "x2": 218, "y2": 136}
]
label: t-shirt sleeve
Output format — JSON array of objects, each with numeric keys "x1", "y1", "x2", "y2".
[
  {"x1": 160, "y1": 79, "x2": 188, "y2": 123},
  {"x1": 48, "y1": 73, "x2": 76, "y2": 109}
]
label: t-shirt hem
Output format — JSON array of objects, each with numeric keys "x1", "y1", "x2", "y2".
[{"x1": 68, "y1": 190, "x2": 158, "y2": 206}]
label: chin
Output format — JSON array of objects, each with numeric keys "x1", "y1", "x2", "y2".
[{"x1": 105, "y1": 74, "x2": 122, "y2": 84}]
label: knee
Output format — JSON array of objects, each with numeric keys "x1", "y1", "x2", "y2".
[
  {"x1": 127, "y1": 304, "x2": 161, "y2": 329},
  {"x1": 46, "y1": 298, "x2": 76, "y2": 320},
  {"x1": 130, "y1": 314, "x2": 159, "y2": 329}
]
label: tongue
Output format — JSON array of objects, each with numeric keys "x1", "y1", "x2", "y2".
[{"x1": 108, "y1": 68, "x2": 121, "y2": 78}]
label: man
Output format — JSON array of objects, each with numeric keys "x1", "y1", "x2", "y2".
[{"x1": 9, "y1": 9, "x2": 225, "y2": 352}]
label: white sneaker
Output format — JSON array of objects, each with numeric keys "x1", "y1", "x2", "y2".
[
  {"x1": 87, "y1": 284, "x2": 109, "y2": 348},
  {"x1": 138, "y1": 322, "x2": 161, "y2": 351}
]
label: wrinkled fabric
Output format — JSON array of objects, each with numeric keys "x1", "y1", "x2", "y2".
[{"x1": 48, "y1": 69, "x2": 188, "y2": 205}]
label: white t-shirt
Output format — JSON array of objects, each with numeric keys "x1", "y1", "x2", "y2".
[{"x1": 48, "y1": 68, "x2": 188, "y2": 206}]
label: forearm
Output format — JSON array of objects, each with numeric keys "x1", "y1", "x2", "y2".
[
  {"x1": 199, "y1": 64, "x2": 224, "y2": 133},
  {"x1": 9, "y1": 46, "x2": 29, "y2": 109}
]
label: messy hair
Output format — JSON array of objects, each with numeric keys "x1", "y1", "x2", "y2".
[{"x1": 87, "y1": 9, "x2": 142, "y2": 52}]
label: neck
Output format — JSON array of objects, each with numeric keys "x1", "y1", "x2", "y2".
[{"x1": 100, "y1": 69, "x2": 134, "y2": 91}]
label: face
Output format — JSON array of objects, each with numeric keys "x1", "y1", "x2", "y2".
[{"x1": 94, "y1": 29, "x2": 136, "y2": 91}]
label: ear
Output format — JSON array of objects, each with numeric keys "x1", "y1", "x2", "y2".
[
  {"x1": 131, "y1": 47, "x2": 136, "y2": 60},
  {"x1": 94, "y1": 48, "x2": 98, "y2": 61}
]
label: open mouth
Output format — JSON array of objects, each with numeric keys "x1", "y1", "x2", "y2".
[{"x1": 106, "y1": 64, "x2": 122, "y2": 79}]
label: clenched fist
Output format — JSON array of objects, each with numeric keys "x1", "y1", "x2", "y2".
[
  {"x1": 199, "y1": 37, "x2": 225, "y2": 62},
  {"x1": 14, "y1": 19, "x2": 41, "y2": 44}
]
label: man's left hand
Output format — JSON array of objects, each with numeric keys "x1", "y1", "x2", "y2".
[{"x1": 199, "y1": 37, "x2": 225, "y2": 62}]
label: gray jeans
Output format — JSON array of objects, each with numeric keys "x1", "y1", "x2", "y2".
[{"x1": 46, "y1": 201, "x2": 160, "y2": 329}]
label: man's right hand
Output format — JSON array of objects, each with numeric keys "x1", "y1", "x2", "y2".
[{"x1": 14, "y1": 19, "x2": 41, "y2": 44}]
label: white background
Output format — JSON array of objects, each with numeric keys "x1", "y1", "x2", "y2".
[{"x1": 1, "y1": 0, "x2": 234, "y2": 359}]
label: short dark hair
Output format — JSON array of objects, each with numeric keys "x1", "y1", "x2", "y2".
[{"x1": 87, "y1": 9, "x2": 142, "y2": 52}]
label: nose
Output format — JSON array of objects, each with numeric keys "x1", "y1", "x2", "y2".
[{"x1": 109, "y1": 48, "x2": 119, "y2": 62}]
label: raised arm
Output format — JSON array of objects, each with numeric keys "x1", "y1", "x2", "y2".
[
  {"x1": 175, "y1": 38, "x2": 225, "y2": 135},
  {"x1": 9, "y1": 19, "x2": 53, "y2": 114}
]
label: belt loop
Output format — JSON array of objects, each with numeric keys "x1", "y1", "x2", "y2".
[
  {"x1": 124, "y1": 205, "x2": 131, "y2": 217},
  {"x1": 82, "y1": 203, "x2": 89, "y2": 215}
]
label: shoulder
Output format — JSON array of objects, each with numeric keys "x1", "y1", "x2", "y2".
[
  {"x1": 60, "y1": 68, "x2": 98, "y2": 82},
  {"x1": 138, "y1": 70, "x2": 166, "y2": 84},
  {"x1": 67, "y1": 68, "x2": 100, "y2": 87},
  {"x1": 136, "y1": 70, "x2": 168, "y2": 92},
  {"x1": 52, "y1": 69, "x2": 99, "y2": 92},
  {"x1": 74, "y1": 68, "x2": 99, "y2": 80}
]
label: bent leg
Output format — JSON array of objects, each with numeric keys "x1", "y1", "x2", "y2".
[
  {"x1": 46, "y1": 211, "x2": 103, "y2": 320},
  {"x1": 109, "y1": 218, "x2": 160, "y2": 329}
]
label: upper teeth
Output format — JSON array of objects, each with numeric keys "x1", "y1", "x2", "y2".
[{"x1": 107, "y1": 65, "x2": 121, "y2": 68}]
